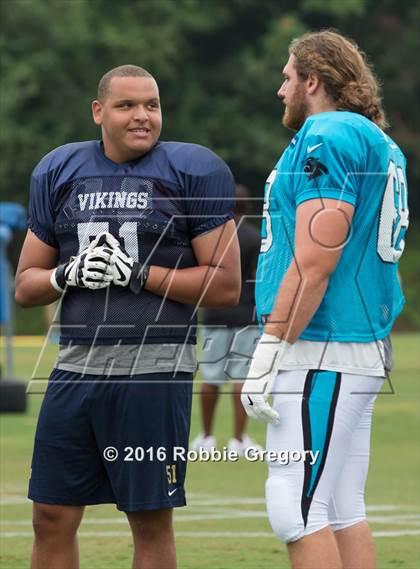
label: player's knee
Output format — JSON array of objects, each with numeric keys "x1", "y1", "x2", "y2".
[
  {"x1": 330, "y1": 509, "x2": 367, "y2": 532},
  {"x1": 332, "y1": 517, "x2": 368, "y2": 534},
  {"x1": 265, "y1": 474, "x2": 305, "y2": 543},
  {"x1": 329, "y1": 491, "x2": 367, "y2": 532},
  {"x1": 32, "y1": 503, "x2": 82, "y2": 538},
  {"x1": 127, "y1": 508, "x2": 173, "y2": 540}
]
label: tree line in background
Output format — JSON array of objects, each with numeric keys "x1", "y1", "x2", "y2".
[{"x1": 1, "y1": 0, "x2": 418, "y2": 328}]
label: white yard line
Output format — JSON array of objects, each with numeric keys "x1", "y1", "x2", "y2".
[
  {"x1": 1, "y1": 530, "x2": 419, "y2": 538},
  {"x1": 0, "y1": 496, "x2": 30, "y2": 505},
  {"x1": 368, "y1": 515, "x2": 420, "y2": 525},
  {"x1": 1, "y1": 513, "x2": 419, "y2": 525},
  {"x1": 0, "y1": 495, "x2": 268, "y2": 506},
  {"x1": 1, "y1": 494, "x2": 419, "y2": 540},
  {"x1": 371, "y1": 530, "x2": 420, "y2": 537},
  {"x1": 0, "y1": 495, "x2": 417, "y2": 510}
]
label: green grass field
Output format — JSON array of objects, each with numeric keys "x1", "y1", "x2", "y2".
[{"x1": 0, "y1": 333, "x2": 419, "y2": 568}]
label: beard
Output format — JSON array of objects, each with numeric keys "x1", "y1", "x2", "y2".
[{"x1": 282, "y1": 82, "x2": 308, "y2": 131}]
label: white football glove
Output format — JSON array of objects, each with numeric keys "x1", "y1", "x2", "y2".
[
  {"x1": 89, "y1": 232, "x2": 150, "y2": 293},
  {"x1": 96, "y1": 232, "x2": 134, "y2": 286},
  {"x1": 50, "y1": 234, "x2": 115, "y2": 292},
  {"x1": 241, "y1": 333, "x2": 290, "y2": 425}
]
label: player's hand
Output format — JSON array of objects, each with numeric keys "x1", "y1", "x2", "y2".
[
  {"x1": 241, "y1": 333, "x2": 290, "y2": 425},
  {"x1": 91, "y1": 232, "x2": 150, "y2": 293},
  {"x1": 50, "y1": 234, "x2": 115, "y2": 292},
  {"x1": 95, "y1": 232, "x2": 134, "y2": 286}
]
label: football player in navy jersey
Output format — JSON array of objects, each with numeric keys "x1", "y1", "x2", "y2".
[
  {"x1": 240, "y1": 32, "x2": 408, "y2": 569},
  {"x1": 15, "y1": 65, "x2": 241, "y2": 569}
]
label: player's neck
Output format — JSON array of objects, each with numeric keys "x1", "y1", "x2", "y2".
[{"x1": 307, "y1": 97, "x2": 337, "y2": 117}]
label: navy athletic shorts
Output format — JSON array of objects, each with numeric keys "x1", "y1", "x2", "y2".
[{"x1": 28, "y1": 368, "x2": 193, "y2": 512}]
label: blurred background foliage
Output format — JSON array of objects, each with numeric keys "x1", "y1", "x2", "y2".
[{"x1": 1, "y1": 0, "x2": 418, "y2": 330}]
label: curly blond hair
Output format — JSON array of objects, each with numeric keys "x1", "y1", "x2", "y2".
[{"x1": 289, "y1": 30, "x2": 388, "y2": 129}]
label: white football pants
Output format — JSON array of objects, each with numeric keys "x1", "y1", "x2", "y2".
[{"x1": 265, "y1": 370, "x2": 384, "y2": 543}]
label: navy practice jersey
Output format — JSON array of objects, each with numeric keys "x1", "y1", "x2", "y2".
[
  {"x1": 256, "y1": 112, "x2": 409, "y2": 342},
  {"x1": 28, "y1": 141, "x2": 235, "y2": 345}
]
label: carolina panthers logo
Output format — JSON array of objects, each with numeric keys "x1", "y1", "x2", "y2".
[{"x1": 303, "y1": 157, "x2": 328, "y2": 180}]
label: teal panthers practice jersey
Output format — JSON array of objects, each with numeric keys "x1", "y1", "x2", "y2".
[{"x1": 256, "y1": 111, "x2": 409, "y2": 342}]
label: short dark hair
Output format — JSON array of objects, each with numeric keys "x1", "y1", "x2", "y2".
[{"x1": 97, "y1": 65, "x2": 153, "y2": 101}]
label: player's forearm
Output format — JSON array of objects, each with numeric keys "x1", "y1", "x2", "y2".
[
  {"x1": 15, "y1": 268, "x2": 61, "y2": 307},
  {"x1": 145, "y1": 264, "x2": 240, "y2": 308},
  {"x1": 264, "y1": 260, "x2": 329, "y2": 343}
]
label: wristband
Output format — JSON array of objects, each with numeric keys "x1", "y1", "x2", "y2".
[
  {"x1": 50, "y1": 265, "x2": 66, "y2": 293},
  {"x1": 129, "y1": 263, "x2": 150, "y2": 295}
]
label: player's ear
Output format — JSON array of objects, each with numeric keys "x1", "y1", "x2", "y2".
[
  {"x1": 92, "y1": 99, "x2": 103, "y2": 125},
  {"x1": 306, "y1": 72, "x2": 321, "y2": 95}
]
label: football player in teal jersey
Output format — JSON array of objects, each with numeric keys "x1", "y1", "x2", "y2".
[{"x1": 241, "y1": 30, "x2": 408, "y2": 569}]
